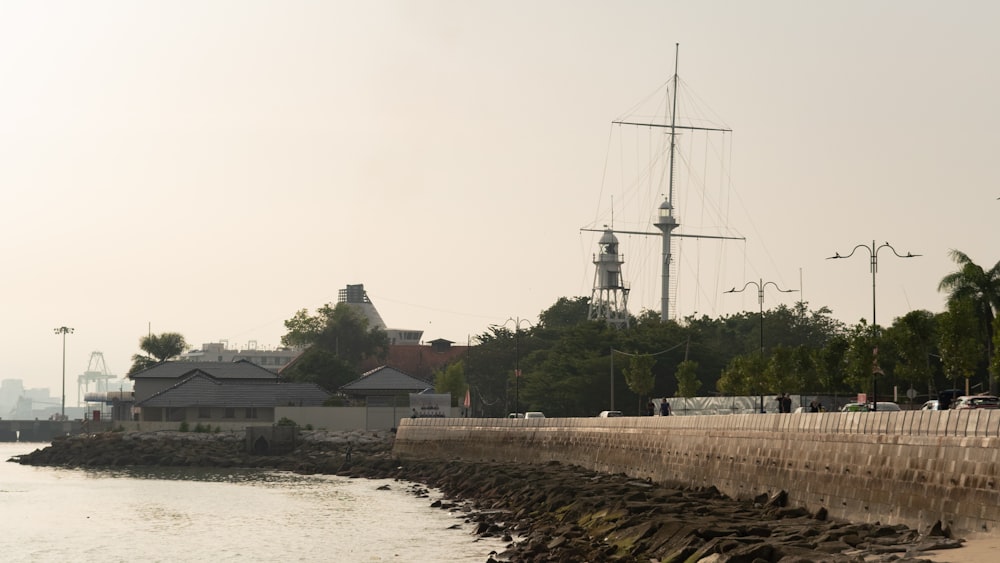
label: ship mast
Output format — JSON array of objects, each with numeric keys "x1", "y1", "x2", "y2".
[{"x1": 585, "y1": 43, "x2": 742, "y2": 323}]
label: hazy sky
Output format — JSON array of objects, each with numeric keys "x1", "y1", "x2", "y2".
[{"x1": 2, "y1": 1, "x2": 997, "y2": 395}]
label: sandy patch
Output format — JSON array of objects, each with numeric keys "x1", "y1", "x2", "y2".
[{"x1": 921, "y1": 536, "x2": 1000, "y2": 563}]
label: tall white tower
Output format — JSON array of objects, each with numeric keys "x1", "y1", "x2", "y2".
[
  {"x1": 588, "y1": 228, "x2": 630, "y2": 329},
  {"x1": 655, "y1": 198, "x2": 678, "y2": 322}
]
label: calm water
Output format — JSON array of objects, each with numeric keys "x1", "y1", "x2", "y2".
[{"x1": 0, "y1": 442, "x2": 506, "y2": 563}]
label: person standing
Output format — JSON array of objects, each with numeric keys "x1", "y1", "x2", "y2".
[
  {"x1": 646, "y1": 401, "x2": 655, "y2": 416},
  {"x1": 659, "y1": 398, "x2": 671, "y2": 416},
  {"x1": 779, "y1": 393, "x2": 792, "y2": 413}
]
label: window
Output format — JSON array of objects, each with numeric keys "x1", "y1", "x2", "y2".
[
  {"x1": 245, "y1": 407, "x2": 257, "y2": 419},
  {"x1": 223, "y1": 408, "x2": 235, "y2": 419},
  {"x1": 198, "y1": 407, "x2": 211, "y2": 419}
]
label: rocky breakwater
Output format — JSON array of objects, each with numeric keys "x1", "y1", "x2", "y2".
[{"x1": 11, "y1": 431, "x2": 967, "y2": 563}]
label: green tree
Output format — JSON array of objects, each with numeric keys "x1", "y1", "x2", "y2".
[
  {"x1": 464, "y1": 326, "x2": 516, "y2": 417},
  {"x1": 281, "y1": 306, "x2": 331, "y2": 348},
  {"x1": 537, "y1": 296, "x2": 591, "y2": 329},
  {"x1": 623, "y1": 352, "x2": 656, "y2": 413},
  {"x1": 434, "y1": 361, "x2": 467, "y2": 407},
  {"x1": 993, "y1": 316, "x2": 1000, "y2": 381},
  {"x1": 524, "y1": 321, "x2": 614, "y2": 416},
  {"x1": 127, "y1": 332, "x2": 187, "y2": 375},
  {"x1": 280, "y1": 303, "x2": 389, "y2": 391},
  {"x1": 717, "y1": 353, "x2": 765, "y2": 397},
  {"x1": 938, "y1": 250, "x2": 1000, "y2": 393},
  {"x1": 938, "y1": 298, "x2": 983, "y2": 394},
  {"x1": 282, "y1": 347, "x2": 357, "y2": 393},
  {"x1": 674, "y1": 359, "x2": 700, "y2": 414},
  {"x1": 675, "y1": 360, "x2": 701, "y2": 398},
  {"x1": 885, "y1": 310, "x2": 939, "y2": 400},
  {"x1": 764, "y1": 344, "x2": 809, "y2": 395},
  {"x1": 812, "y1": 334, "x2": 850, "y2": 394}
]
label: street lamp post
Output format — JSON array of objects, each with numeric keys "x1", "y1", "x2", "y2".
[
  {"x1": 54, "y1": 326, "x2": 74, "y2": 418},
  {"x1": 725, "y1": 279, "x2": 797, "y2": 413},
  {"x1": 828, "y1": 241, "x2": 920, "y2": 411},
  {"x1": 502, "y1": 317, "x2": 533, "y2": 416}
]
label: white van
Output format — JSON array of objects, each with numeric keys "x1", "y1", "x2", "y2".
[
  {"x1": 523, "y1": 411, "x2": 545, "y2": 419},
  {"x1": 598, "y1": 410, "x2": 623, "y2": 417}
]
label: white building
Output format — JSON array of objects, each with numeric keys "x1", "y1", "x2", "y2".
[{"x1": 179, "y1": 342, "x2": 302, "y2": 372}]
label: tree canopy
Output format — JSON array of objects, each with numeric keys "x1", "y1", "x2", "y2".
[
  {"x1": 267, "y1": 249, "x2": 997, "y2": 415},
  {"x1": 127, "y1": 332, "x2": 187, "y2": 375},
  {"x1": 938, "y1": 250, "x2": 1000, "y2": 393},
  {"x1": 279, "y1": 302, "x2": 389, "y2": 393}
]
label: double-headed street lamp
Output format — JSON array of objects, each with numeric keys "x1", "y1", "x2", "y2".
[
  {"x1": 501, "y1": 317, "x2": 533, "y2": 416},
  {"x1": 725, "y1": 279, "x2": 797, "y2": 413},
  {"x1": 54, "y1": 326, "x2": 74, "y2": 418},
  {"x1": 828, "y1": 241, "x2": 920, "y2": 411}
]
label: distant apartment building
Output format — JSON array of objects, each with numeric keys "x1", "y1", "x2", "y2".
[{"x1": 178, "y1": 342, "x2": 302, "y2": 372}]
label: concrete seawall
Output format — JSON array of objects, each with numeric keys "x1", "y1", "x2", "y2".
[{"x1": 394, "y1": 410, "x2": 1000, "y2": 538}]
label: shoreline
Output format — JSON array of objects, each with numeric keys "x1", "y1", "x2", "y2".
[{"x1": 9, "y1": 430, "x2": 975, "y2": 562}]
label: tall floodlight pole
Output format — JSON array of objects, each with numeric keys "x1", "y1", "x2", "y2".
[
  {"x1": 725, "y1": 280, "x2": 797, "y2": 413},
  {"x1": 828, "y1": 241, "x2": 920, "y2": 411},
  {"x1": 54, "y1": 326, "x2": 74, "y2": 418}
]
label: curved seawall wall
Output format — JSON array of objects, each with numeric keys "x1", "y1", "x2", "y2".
[{"x1": 394, "y1": 411, "x2": 1000, "y2": 537}]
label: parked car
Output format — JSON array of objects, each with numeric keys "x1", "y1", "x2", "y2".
[
  {"x1": 920, "y1": 400, "x2": 939, "y2": 411},
  {"x1": 938, "y1": 389, "x2": 964, "y2": 409},
  {"x1": 598, "y1": 410, "x2": 623, "y2": 417},
  {"x1": 508, "y1": 412, "x2": 524, "y2": 418},
  {"x1": 951, "y1": 395, "x2": 1000, "y2": 410},
  {"x1": 524, "y1": 411, "x2": 546, "y2": 419},
  {"x1": 841, "y1": 402, "x2": 868, "y2": 412}
]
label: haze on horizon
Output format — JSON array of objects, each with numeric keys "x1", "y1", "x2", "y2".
[{"x1": 1, "y1": 1, "x2": 996, "y2": 393}]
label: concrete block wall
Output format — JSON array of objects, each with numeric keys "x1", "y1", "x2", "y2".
[{"x1": 394, "y1": 410, "x2": 1000, "y2": 537}]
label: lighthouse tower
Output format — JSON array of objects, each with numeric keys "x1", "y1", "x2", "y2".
[{"x1": 588, "y1": 228, "x2": 630, "y2": 329}]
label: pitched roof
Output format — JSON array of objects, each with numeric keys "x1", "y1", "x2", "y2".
[
  {"x1": 129, "y1": 360, "x2": 280, "y2": 381},
  {"x1": 339, "y1": 366, "x2": 433, "y2": 394},
  {"x1": 136, "y1": 371, "x2": 330, "y2": 407},
  {"x1": 357, "y1": 343, "x2": 468, "y2": 381}
]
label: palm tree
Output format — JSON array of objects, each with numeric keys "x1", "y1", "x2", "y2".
[
  {"x1": 938, "y1": 250, "x2": 1000, "y2": 393},
  {"x1": 127, "y1": 332, "x2": 188, "y2": 375}
]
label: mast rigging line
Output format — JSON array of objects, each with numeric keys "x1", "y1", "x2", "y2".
[{"x1": 612, "y1": 121, "x2": 732, "y2": 134}]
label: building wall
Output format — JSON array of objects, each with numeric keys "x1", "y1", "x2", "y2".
[
  {"x1": 178, "y1": 342, "x2": 301, "y2": 372},
  {"x1": 138, "y1": 405, "x2": 275, "y2": 424},
  {"x1": 118, "y1": 406, "x2": 462, "y2": 431},
  {"x1": 274, "y1": 406, "x2": 463, "y2": 431},
  {"x1": 393, "y1": 410, "x2": 1000, "y2": 538}
]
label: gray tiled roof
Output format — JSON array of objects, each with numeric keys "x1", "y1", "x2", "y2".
[
  {"x1": 340, "y1": 366, "x2": 433, "y2": 393},
  {"x1": 137, "y1": 372, "x2": 330, "y2": 407},
  {"x1": 129, "y1": 360, "x2": 279, "y2": 381}
]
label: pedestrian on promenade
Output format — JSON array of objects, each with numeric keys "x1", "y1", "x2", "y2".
[
  {"x1": 659, "y1": 398, "x2": 671, "y2": 416},
  {"x1": 779, "y1": 393, "x2": 792, "y2": 413}
]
